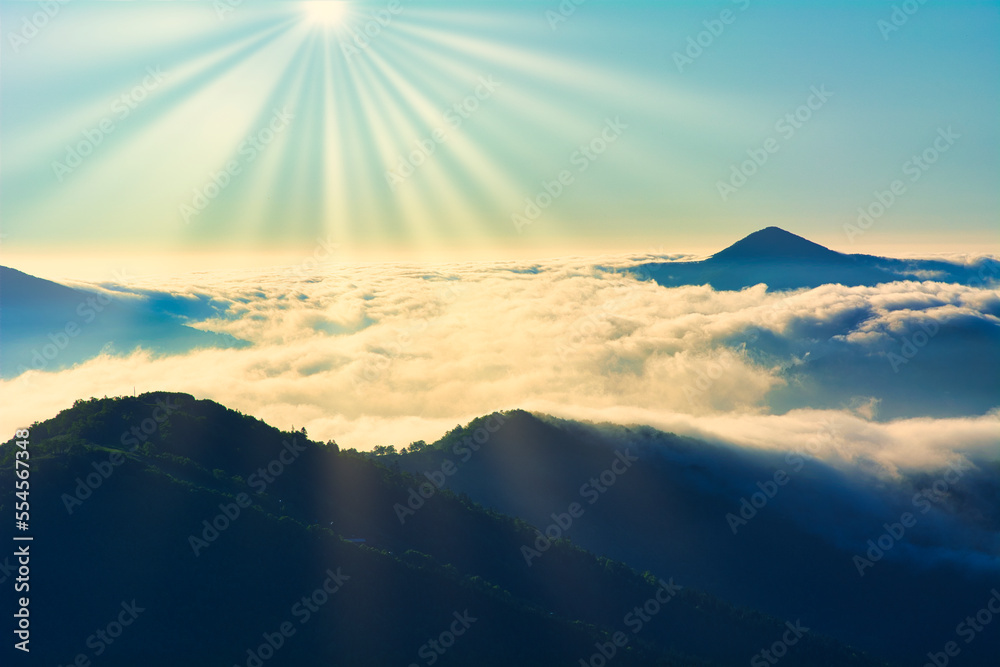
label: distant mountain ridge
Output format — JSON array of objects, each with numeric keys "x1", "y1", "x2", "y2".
[
  {"x1": 632, "y1": 226, "x2": 998, "y2": 291},
  {"x1": 622, "y1": 228, "x2": 1000, "y2": 420},
  {"x1": 0, "y1": 265, "x2": 246, "y2": 378},
  {"x1": 0, "y1": 265, "x2": 93, "y2": 311},
  {"x1": 0, "y1": 393, "x2": 893, "y2": 666}
]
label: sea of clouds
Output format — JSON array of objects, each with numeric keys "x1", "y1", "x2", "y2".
[{"x1": 2, "y1": 255, "x2": 997, "y2": 471}]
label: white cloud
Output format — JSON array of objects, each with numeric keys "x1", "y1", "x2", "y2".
[
  {"x1": 2, "y1": 257, "x2": 997, "y2": 460},
  {"x1": 524, "y1": 401, "x2": 999, "y2": 476}
]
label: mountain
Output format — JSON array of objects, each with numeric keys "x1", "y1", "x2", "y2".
[
  {"x1": 625, "y1": 228, "x2": 1000, "y2": 420},
  {"x1": 0, "y1": 266, "x2": 247, "y2": 378},
  {"x1": 388, "y1": 411, "x2": 1000, "y2": 666},
  {"x1": 710, "y1": 226, "x2": 842, "y2": 262},
  {"x1": 0, "y1": 393, "x2": 893, "y2": 666},
  {"x1": 631, "y1": 227, "x2": 998, "y2": 291}
]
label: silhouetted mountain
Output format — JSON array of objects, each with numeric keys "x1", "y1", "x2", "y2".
[
  {"x1": 623, "y1": 229, "x2": 1000, "y2": 420},
  {"x1": 0, "y1": 394, "x2": 892, "y2": 666},
  {"x1": 389, "y1": 411, "x2": 1000, "y2": 666},
  {"x1": 711, "y1": 226, "x2": 842, "y2": 262},
  {"x1": 0, "y1": 264, "x2": 90, "y2": 312},
  {"x1": 0, "y1": 266, "x2": 247, "y2": 378},
  {"x1": 631, "y1": 227, "x2": 998, "y2": 291}
]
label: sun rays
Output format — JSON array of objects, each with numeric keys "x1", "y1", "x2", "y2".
[
  {"x1": 300, "y1": 1, "x2": 351, "y2": 28},
  {"x1": 3, "y1": 2, "x2": 675, "y2": 258}
]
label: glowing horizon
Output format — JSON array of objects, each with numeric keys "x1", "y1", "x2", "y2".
[{"x1": 2, "y1": 1, "x2": 997, "y2": 264}]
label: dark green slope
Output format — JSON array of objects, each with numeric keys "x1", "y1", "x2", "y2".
[
  {"x1": 388, "y1": 410, "x2": 1000, "y2": 666},
  {"x1": 1, "y1": 393, "x2": 889, "y2": 666}
]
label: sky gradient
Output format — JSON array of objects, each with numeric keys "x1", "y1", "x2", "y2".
[{"x1": 2, "y1": 0, "x2": 998, "y2": 270}]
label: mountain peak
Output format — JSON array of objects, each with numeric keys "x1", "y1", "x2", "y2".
[{"x1": 711, "y1": 227, "x2": 840, "y2": 262}]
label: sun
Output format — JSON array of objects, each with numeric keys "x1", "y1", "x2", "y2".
[{"x1": 301, "y1": 1, "x2": 350, "y2": 27}]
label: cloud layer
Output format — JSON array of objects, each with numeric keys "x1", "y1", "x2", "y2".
[{"x1": 2, "y1": 256, "x2": 997, "y2": 463}]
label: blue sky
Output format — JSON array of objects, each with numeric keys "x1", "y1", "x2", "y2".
[{"x1": 1, "y1": 0, "x2": 998, "y2": 265}]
